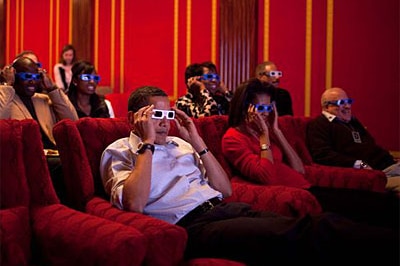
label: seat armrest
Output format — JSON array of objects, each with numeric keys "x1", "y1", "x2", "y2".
[
  {"x1": 32, "y1": 204, "x2": 147, "y2": 266},
  {"x1": 305, "y1": 164, "x2": 387, "y2": 192},
  {"x1": 225, "y1": 178, "x2": 322, "y2": 217}
]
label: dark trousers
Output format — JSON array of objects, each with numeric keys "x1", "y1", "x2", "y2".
[
  {"x1": 308, "y1": 186, "x2": 400, "y2": 229},
  {"x1": 181, "y1": 202, "x2": 398, "y2": 266},
  {"x1": 46, "y1": 156, "x2": 66, "y2": 204}
]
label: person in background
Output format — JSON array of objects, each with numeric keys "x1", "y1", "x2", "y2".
[
  {"x1": 255, "y1": 61, "x2": 293, "y2": 116},
  {"x1": 175, "y1": 63, "x2": 219, "y2": 118},
  {"x1": 53, "y1": 44, "x2": 77, "y2": 93},
  {"x1": 200, "y1": 61, "x2": 232, "y2": 115},
  {"x1": 99, "y1": 85, "x2": 397, "y2": 265},
  {"x1": 306, "y1": 87, "x2": 400, "y2": 193},
  {"x1": 67, "y1": 60, "x2": 114, "y2": 118},
  {"x1": 221, "y1": 78, "x2": 399, "y2": 229}
]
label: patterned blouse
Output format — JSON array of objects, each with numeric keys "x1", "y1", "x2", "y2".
[{"x1": 175, "y1": 89, "x2": 219, "y2": 118}]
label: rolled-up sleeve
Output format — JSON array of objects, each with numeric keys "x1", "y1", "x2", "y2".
[{"x1": 100, "y1": 138, "x2": 136, "y2": 209}]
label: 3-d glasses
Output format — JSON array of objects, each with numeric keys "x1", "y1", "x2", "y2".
[
  {"x1": 324, "y1": 98, "x2": 354, "y2": 106},
  {"x1": 254, "y1": 104, "x2": 274, "y2": 113},
  {"x1": 260, "y1": 71, "x2": 283, "y2": 78},
  {"x1": 200, "y1": 73, "x2": 220, "y2": 82},
  {"x1": 152, "y1": 109, "x2": 175, "y2": 120},
  {"x1": 16, "y1": 72, "x2": 41, "y2": 81},
  {"x1": 79, "y1": 74, "x2": 101, "y2": 82}
]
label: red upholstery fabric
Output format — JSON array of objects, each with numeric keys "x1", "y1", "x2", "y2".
[
  {"x1": 278, "y1": 116, "x2": 387, "y2": 192},
  {"x1": 0, "y1": 206, "x2": 30, "y2": 266},
  {"x1": 54, "y1": 118, "x2": 188, "y2": 266},
  {"x1": 0, "y1": 119, "x2": 147, "y2": 266},
  {"x1": 194, "y1": 115, "x2": 322, "y2": 216}
]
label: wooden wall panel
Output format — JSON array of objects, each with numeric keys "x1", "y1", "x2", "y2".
[{"x1": 220, "y1": 0, "x2": 257, "y2": 92}]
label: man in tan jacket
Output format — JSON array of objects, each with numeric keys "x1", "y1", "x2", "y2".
[{"x1": 0, "y1": 56, "x2": 78, "y2": 150}]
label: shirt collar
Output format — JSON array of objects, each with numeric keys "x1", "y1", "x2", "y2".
[{"x1": 322, "y1": 110, "x2": 336, "y2": 122}]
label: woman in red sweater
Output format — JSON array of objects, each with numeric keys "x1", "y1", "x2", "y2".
[{"x1": 222, "y1": 78, "x2": 399, "y2": 229}]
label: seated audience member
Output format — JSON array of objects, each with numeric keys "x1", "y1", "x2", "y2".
[
  {"x1": 99, "y1": 85, "x2": 398, "y2": 265},
  {"x1": 53, "y1": 44, "x2": 77, "y2": 93},
  {"x1": 221, "y1": 78, "x2": 399, "y2": 228},
  {"x1": 175, "y1": 63, "x2": 219, "y2": 118},
  {"x1": 68, "y1": 60, "x2": 114, "y2": 118},
  {"x1": 0, "y1": 56, "x2": 78, "y2": 146},
  {"x1": 0, "y1": 56, "x2": 79, "y2": 201},
  {"x1": 255, "y1": 61, "x2": 293, "y2": 116},
  {"x1": 306, "y1": 87, "x2": 400, "y2": 192},
  {"x1": 200, "y1": 61, "x2": 232, "y2": 115}
]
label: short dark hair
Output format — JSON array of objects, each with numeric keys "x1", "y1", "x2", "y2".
[
  {"x1": 184, "y1": 63, "x2": 203, "y2": 87},
  {"x1": 228, "y1": 78, "x2": 276, "y2": 127},
  {"x1": 200, "y1": 61, "x2": 217, "y2": 73},
  {"x1": 128, "y1": 86, "x2": 168, "y2": 112}
]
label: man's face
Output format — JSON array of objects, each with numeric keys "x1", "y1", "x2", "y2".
[
  {"x1": 323, "y1": 89, "x2": 352, "y2": 122},
  {"x1": 14, "y1": 58, "x2": 41, "y2": 97},
  {"x1": 258, "y1": 64, "x2": 281, "y2": 87},
  {"x1": 148, "y1": 96, "x2": 172, "y2": 145}
]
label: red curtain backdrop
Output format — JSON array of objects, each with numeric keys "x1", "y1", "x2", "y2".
[{"x1": 3, "y1": 0, "x2": 399, "y2": 152}]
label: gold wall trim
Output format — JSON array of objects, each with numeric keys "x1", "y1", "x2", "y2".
[
  {"x1": 110, "y1": 1, "x2": 116, "y2": 90},
  {"x1": 6, "y1": 0, "x2": 10, "y2": 61},
  {"x1": 94, "y1": 0, "x2": 99, "y2": 70},
  {"x1": 54, "y1": 0, "x2": 60, "y2": 76},
  {"x1": 304, "y1": 0, "x2": 312, "y2": 116},
  {"x1": 119, "y1": 0, "x2": 125, "y2": 93},
  {"x1": 69, "y1": 0, "x2": 72, "y2": 43},
  {"x1": 186, "y1": 0, "x2": 191, "y2": 65},
  {"x1": 173, "y1": 0, "x2": 179, "y2": 100},
  {"x1": 263, "y1": 0, "x2": 270, "y2": 61},
  {"x1": 211, "y1": 0, "x2": 217, "y2": 63},
  {"x1": 325, "y1": 0, "x2": 334, "y2": 90},
  {"x1": 49, "y1": 0, "x2": 53, "y2": 70}
]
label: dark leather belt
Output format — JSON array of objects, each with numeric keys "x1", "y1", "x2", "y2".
[{"x1": 176, "y1": 197, "x2": 222, "y2": 227}]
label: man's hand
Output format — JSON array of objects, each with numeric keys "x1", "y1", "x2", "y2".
[{"x1": 133, "y1": 105, "x2": 156, "y2": 144}]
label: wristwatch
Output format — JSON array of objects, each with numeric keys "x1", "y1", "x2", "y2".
[
  {"x1": 136, "y1": 142, "x2": 155, "y2": 154},
  {"x1": 360, "y1": 161, "x2": 369, "y2": 169}
]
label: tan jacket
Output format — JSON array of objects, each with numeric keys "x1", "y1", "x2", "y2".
[{"x1": 0, "y1": 85, "x2": 78, "y2": 145}]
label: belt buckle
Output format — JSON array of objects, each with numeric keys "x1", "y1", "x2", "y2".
[{"x1": 201, "y1": 200, "x2": 214, "y2": 212}]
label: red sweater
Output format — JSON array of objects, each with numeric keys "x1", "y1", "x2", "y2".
[{"x1": 222, "y1": 127, "x2": 311, "y2": 189}]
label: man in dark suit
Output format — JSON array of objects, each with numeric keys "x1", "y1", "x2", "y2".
[{"x1": 255, "y1": 61, "x2": 293, "y2": 116}]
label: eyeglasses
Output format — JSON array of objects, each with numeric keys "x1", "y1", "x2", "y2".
[
  {"x1": 324, "y1": 98, "x2": 354, "y2": 106},
  {"x1": 152, "y1": 109, "x2": 175, "y2": 120},
  {"x1": 36, "y1": 62, "x2": 43, "y2": 68},
  {"x1": 16, "y1": 72, "x2": 41, "y2": 81},
  {"x1": 260, "y1": 71, "x2": 283, "y2": 78},
  {"x1": 200, "y1": 73, "x2": 220, "y2": 82},
  {"x1": 254, "y1": 104, "x2": 274, "y2": 113},
  {"x1": 79, "y1": 74, "x2": 101, "y2": 82}
]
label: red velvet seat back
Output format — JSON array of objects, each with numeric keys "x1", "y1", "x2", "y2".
[
  {"x1": 0, "y1": 119, "x2": 59, "y2": 209},
  {"x1": 278, "y1": 116, "x2": 314, "y2": 165}
]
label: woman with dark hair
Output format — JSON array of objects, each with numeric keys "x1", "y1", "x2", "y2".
[
  {"x1": 67, "y1": 60, "x2": 114, "y2": 118},
  {"x1": 53, "y1": 44, "x2": 77, "y2": 92},
  {"x1": 222, "y1": 77, "x2": 399, "y2": 229}
]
